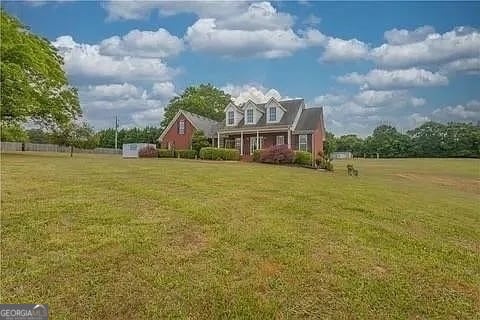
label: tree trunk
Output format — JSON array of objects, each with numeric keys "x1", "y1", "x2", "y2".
[{"x1": 70, "y1": 145, "x2": 73, "y2": 157}]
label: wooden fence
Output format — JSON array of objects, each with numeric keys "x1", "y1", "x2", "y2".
[{"x1": 1, "y1": 142, "x2": 121, "y2": 154}]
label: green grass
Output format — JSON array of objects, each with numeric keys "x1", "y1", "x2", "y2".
[{"x1": 1, "y1": 152, "x2": 479, "y2": 319}]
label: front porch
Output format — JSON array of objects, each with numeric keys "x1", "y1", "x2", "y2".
[{"x1": 215, "y1": 129, "x2": 294, "y2": 156}]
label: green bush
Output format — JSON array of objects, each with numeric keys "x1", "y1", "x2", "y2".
[
  {"x1": 294, "y1": 151, "x2": 312, "y2": 165},
  {"x1": 158, "y1": 149, "x2": 174, "y2": 158},
  {"x1": 253, "y1": 149, "x2": 262, "y2": 162},
  {"x1": 199, "y1": 147, "x2": 240, "y2": 161},
  {"x1": 175, "y1": 149, "x2": 197, "y2": 159}
]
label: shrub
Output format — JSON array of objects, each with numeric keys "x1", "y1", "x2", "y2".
[
  {"x1": 191, "y1": 130, "x2": 210, "y2": 154},
  {"x1": 294, "y1": 151, "x2": 312, "y2": 165},
  {"x1": 252, "y1": 149, "x2": 262, "y2": 162},
  {"x1": 138, "y1": 145, "x2": 157, "y2": 158},
  {"x1": 199, "y1": 147, "x2": 240, "y2": 161},
  {"x1": 175, "y1": 149, "x2": 197, "y2": 159},
  {"x1": 158, "y1": 149, "x2": 174, "y2": 158},
  {"x1": 316, "y1": 157, "x2": 334, "y2": 171},
  {"x1": 259, "y1": 145, "x2": 294, "y2": 164}
]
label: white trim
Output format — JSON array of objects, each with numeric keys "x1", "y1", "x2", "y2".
[
  {"x1": 299, "y1": 134, "x2": 308, "y2": 151},
  {"x1": 242, "y1": 100, "x2": 265, "y2": 114},
  {"x1": 245, "y1": 108, "x2": 254, "y2": 124},
  {"x1": 266, "y1": 97, "x2": 286, "y2": 112},
  {"x1": 223, "y1": 102, "x2": 243, "y2": 113},
  {"x1": 159, "y1": 110, "x2": 199, "y2": 141},
  {"x1": 219, "y1": 126, "x2": 289, "y2": 134},
  {"x1": 291, "y1": 101, "x2": 305, "y2": 131}
]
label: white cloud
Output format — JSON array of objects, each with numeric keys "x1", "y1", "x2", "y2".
[
  {"x1": 313, "y1": 89, "x2": 428, "y2": 136},
  {"x1": 407, "y1": 113, "x2": 430, "y2": 127},
  {"x1": 384, "y1": 25, "x2": 436, "y2": 45},
  {"x1": 151, "y1": 82, "x2": 176, "y2": 99},
  {"x1": 185, "y1": 19, "x2": 308, "y2": 58},
  {"x1": 81, "y1": 83, "x2": 144, "y2": 100},
  {"x1": 371, "y1": 26, "x2": 480, "y2": 68},
  {"x1": 439, "y1": 57, "x2": 480, "y2": 75},
  {"x1": 303, "y1": 14, "x2": 321, "y2": 26},
  {"x1": 314, "y1": 93, "x2": 348, "y2": 106},
  {"x1": 221, "y1": 84, "x2": 285, "y2": 104},
  {"x1": 131, "y1": 108, "x2": 165, "y2": 127},
  {"x1": 320, "y1": 37, "x2": 369, "y2": 61},
  {"x1": 52, "y1": 35, "x2": 178, "y2": 83},
  {"x1": 215, "y1": 2, "x2": 294, "y2": 31},
  {"x1": 353, "y1": 90, "x2": 425, "y2": 108},
  {"x1": 431, "y1": 100, "x2": 480, "y2": 122},
  {"x1": 338, "y1": 68, "x2": 448, "y2": 90},
  {"x1": 103, "y1": 1, "x2": 249, "y2": 21},
  {"x1": 99, "y1": 28, "x2": 184, "y2": 58}
]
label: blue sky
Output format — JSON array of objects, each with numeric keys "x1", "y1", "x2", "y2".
[{"x1": 4, "y1": 1, "x2": 480, "y2": 135}]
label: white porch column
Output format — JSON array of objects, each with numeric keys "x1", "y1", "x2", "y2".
[
  {"x1": 256, "y1": 130, "x2": 259, "y2": 150},
  {"x1": 287, "y1": 129, "x2": 291, "y2": 149},
  {"x1": 240, "y1": 131, "x2": 244, "y2": 156},
  {"x1": 217, "y1": 132, "x2": 220, "y2": 148}
]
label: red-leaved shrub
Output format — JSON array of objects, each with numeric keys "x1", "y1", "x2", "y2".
[
  {"x1": 259, "y1": 145, "x2": 294, "y2": 164},
  {"x1": 138, "y1": 145, "x2": 157, "y2": 158}
]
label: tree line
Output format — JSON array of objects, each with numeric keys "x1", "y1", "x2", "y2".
[{"x1": 327, "y1": 122, "x2": 480, "y2": 158}]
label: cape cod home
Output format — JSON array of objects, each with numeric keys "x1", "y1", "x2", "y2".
[{"x1": 158, "y1": 98, "x2": 325, "y2": 158}]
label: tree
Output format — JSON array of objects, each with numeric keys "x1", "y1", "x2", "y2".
[
  {"x1": 407, "y1": 122, "x2": 447, "y2": 157},
  {"x1": 366, "y1": 125, "x2": 411, "y2": 158},
  {"x1": 336, "y1": 134, "x2": 365, "y2": 157},
  {"x1": 191, "y1": 130, "x2": 210, "y2": 154},
  {"x1": 52, "y1": 121, "x2": 98, "y2": 157},
  {"x1": 1, "y1": 10, "x2": 80, "y2": 130},
  {"x1": 161, "y1": 84, "x2": 230, "y2": 129},
  {"x1": 323, "y1": 131, "x2": 336, "y2": 158}
]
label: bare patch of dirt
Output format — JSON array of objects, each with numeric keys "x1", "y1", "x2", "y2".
[
  {"x1": 258, "y1": 259, "x2": 283, "y2": 277},
  {"x1": 170, "y1": 230, "x2": 208, "y2": 255}
]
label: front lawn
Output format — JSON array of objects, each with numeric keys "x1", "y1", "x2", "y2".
[{"x1": 1, "y1": 153, "x2": 479, "y2": 319}]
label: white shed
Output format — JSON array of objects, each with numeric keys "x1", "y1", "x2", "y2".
[{"x1": 122, "y1": 143, "x2": 156, "y2": 158}]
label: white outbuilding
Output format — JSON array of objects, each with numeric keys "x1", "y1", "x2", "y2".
[{"x1": 122, "y1": 143, "x2": 156, "y2": 158}]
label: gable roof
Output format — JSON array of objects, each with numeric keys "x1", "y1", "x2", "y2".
[
  {"x1": 295, "y1": 107, "x2": 325, "y2": 132},
  {"x1": 159, "y1": 109, "x2": 219, "y2": 141},
  {"x1": 218, "y1": 98, "x2": 304, "y2": 130}
]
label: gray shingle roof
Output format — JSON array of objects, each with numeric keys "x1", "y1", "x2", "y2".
[
  {"x1": 295, "y1": 107, "x2": 324, "y2": 132},
  {"x1": 219, "y1": 98, "x2": 304, "y2": 130},
  {"x1": 182, "y1": 110, "x2": 219, "y2": 137}
]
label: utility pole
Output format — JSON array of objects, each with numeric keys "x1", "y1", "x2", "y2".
[{"x1": 114, "y1": 115, "x2": 119, "y2": 150}]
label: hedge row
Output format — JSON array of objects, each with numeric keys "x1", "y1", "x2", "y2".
[
  {"x1": 199, "y1": 147, "x2": 240, "y2": 161},
  {"x1": 158, "y1": 149, "x2": 175, "y2": 158},
  {"x1": 175, "y1": 149, "x2": 197, "y2": 159}
]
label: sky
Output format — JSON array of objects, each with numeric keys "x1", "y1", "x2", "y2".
[{"x1": 3, "y1": 1, "x2": 480, "y2": 136}]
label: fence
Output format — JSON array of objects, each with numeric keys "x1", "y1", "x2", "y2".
[{"x1": 1, "y1": 142, "x2": 121, "y2": 155}]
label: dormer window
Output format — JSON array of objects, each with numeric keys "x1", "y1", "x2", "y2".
[
  {"x1": 246, "y1": 109, "x2": 254, "y2": 124},
  {"x1": 227, "y1": 111, "x2": 234, "y2": 125},
  {"x1": 269, "y1": 107, "x2": 276, "y2": 122}
]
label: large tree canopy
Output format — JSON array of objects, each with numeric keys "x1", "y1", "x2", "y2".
[
  {"x1": 160, "y1": 84, "x2": 231, "y2": 129},
  {"x1": 1, "y1": 10, "x2": 80, "y2": 128}
]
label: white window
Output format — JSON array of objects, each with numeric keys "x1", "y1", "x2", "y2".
[
  {"x1": 129, "y1": 144, "x2": 137, "y2": 151},
  {"x1": 179, "y1": 119, "x2": 185, "y2": 135},
  {"x1": 235, "y1": 138, "x2": 241, "y2": 150},
  {"x1": 299, "y1": 134, "x2": 307, "y2": 151},
  {"x1": 269, "y1": 107, "x2": 276, "y2": 122},
  {"x1": 227, "y1": 111, "x2": 234, "y2": 125},
  {"x1": 246, "y1": 109, "x2": 254, "y2": 124},
  {"x1": 276, "y1": 135, "x2": 284, "y2": 145}
]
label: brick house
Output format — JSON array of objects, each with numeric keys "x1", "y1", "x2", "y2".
[{"x1": 159, "y1": 98, "x2": 325, "y2": 158}]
